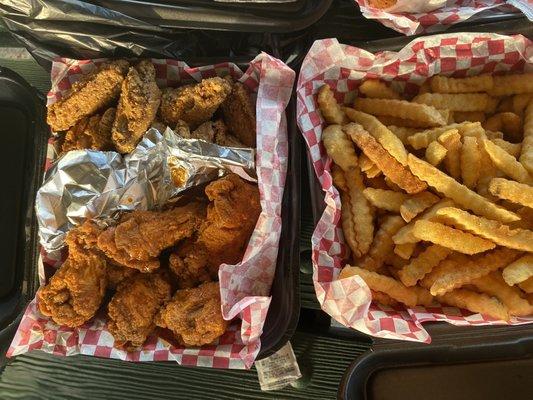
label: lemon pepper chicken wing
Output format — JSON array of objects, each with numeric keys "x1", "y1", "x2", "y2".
[
  {"x1": 61, "y1": 107, "x2": 116, "y2": 153},
  {"x1": 47, "y1": 60, "x2": 129, "y2": 132},
  {"x1": 112, "y1": 60, "x2": 162, "y2": 153},
  {"x1": 221, "y1": 80, "x2": 256, "y2": 147},
  {"x1": 169, "y1": 174, "x2": 261, "y2": 288}
]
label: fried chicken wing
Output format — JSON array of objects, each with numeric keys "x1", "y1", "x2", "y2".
[
  {"x1": 221, "y1": 80, "x2": 256, "y2": 147},
  {"x1": 174, "y1": 119, "x2": 244, "y2": 147},
  {"x1": 108, "y1": 273, "x2": 171, "y2": 349},
  {"x1": 61, "y1": 107, "x2": 116, "y2": 153},
  {"x1": 159, "y1": 77, "x2": 232, "y2": 128},
  {"x1": 47, "y1": 60, "x2": 129, "y2": 132},
  {"x1": 170, "y1": 174, "x2": 261, "y2": 288},
  {"x1": 155, "y1": 281, "x2": 228, "y2": 346},
  {"x1": 112, "y1": 60, "x2": 161, "y2": 153},
  {"x1": 97, "y1": 203, "x2": 205, "y2": 272},
  {"x1": 37, "y1": 252, "x2": 107, "y2": 327}
]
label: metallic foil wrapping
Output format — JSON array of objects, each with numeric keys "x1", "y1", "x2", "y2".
[{"x1": 36, "y1": 127, "x2": 256, "y2": 252}]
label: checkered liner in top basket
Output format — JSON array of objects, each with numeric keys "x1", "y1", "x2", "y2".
[
  {"x1": 8, "y1": 54, "x2": 295, "y2": 368},
  {"x1": 296, "y1": 34, "x2": 533, "y2": 343},
  {"x1": 354, "y1": 0, "x2": 532, "y2": 36}
]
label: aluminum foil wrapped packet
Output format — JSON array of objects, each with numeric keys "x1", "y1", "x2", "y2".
[{"x1": 36, "y1": 126, "x2": 255, "y2": 252}]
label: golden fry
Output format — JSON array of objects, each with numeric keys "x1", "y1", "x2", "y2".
[
  {"x1": 318, "y1": 85, "x2": 347, "y2": 125},
  {"x1": 407, "y1": 154, "x2": 519, "y2": 223},
  {"x1": 437, "y1": 288, "x2": 509, "y2": 321},
  {"x1": 394, "y1": 243, "x2": 416, "y2": 260},
  {"x1": 482, "y1": 138, "x2": 532, "y2": 184},
  {"x1": 359, "y1": 216, "x2": 405, "y2": 271},
  {"x1": 347, "y1": 124, "x2": 427, "y2": 194},
  {"x1": 344, "y1": 108, "x2": 409, "y2": 166},
  {"x1": 491, "y1": 138, "x2": 521, "y2": 158},
  {"x1": 488, "y1": 72, "x2": 533, "y2": 96},
  {"x1": 425, "y1": 141, "x2": 448, "y2": 166},
  {"x1": 359, "y1": 154, "x2": 382, "y2": 178},
  {"x1": 331, "y1": 164, "x2": 347, "y2": 192},
  {"x1": 519, "y1": 100, "x2": 533, "y2": 175},
  {"x1": 322, "y1": 125, "x2": 358, "y2": 171},
  {"x1": 339, "y1": 266, "x2": 417, "y2": 307},
  {"x1": 460, "y1": 136, "x2": 481, "y2": 189},
  {"x1": 359, "y1": 80, "x2": 400, "y2": 99},
  {"x1": 370, "y1": 290, "x2": 398, "y2": 307},
  {"x1": 483, "y1": 112, "x2": 522, "y2": 143},
  {"x1": 345, "y1": 167, "x2": 374, "y2": 257},
  {"x1": 362, "y1": 188, "x2": 408, "y2": 212},
  {"x1": 513, "y1": 94, "x2": 532, "y2": 116},
  {"x1": 430, "y1": 74, "x2": 493, "y2": 94},
  {"x1": 502, "y1": 254, "x2": 533, "y2": 286},
  {"x1": 377, "y1": 115, "x2": 434, "y2": 129},
  {"x1": 438, "y1": 129, "x2": 462, "y2": 180},
  {"x1": 489, "y1": 177, "x2": 533, "y2": 210},
  {"x1": 387, "y1": 126, "x2": 418, "y2": 145},
  {"x1": 519, "y1": 276, "x2": 533, "y2": 294},
  {"x1": 407, "y1": 122, "x2": 484, "y2": 149},
  {"x1": 413, "y1": 93, "x2": 497, "y2": 112},
  {"x1": 398, "y1": 245, "x2": 452, "y2": 287},
  {"x1": 497, "y1": 97, "x2": 514, "y2": 113},
  {"x1": 412, "y1": 220, "x2": 495, "y2": 255},
  {"x1": 400, "y1": 192, "x2": 440, "y2": 223},
  {"x1": 453, "y1": 111, "x2": 486, "y2": 123},
  {"x1": 340, "y1": 191, "x2": 358, "y2": 257},
  {"x1": 412, "y1": 286, "x2": 435, "y2": 307}
]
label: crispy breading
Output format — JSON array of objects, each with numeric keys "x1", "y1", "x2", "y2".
[
  {"x1": 221, "y1": 79, "x2": 256, "y2": 147},
  {"x1": 61, "y1": 108, "x2": 116, "y2": 153}
]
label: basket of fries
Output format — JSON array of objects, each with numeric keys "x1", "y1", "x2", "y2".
[{"x1": 297, "y1": 32, "x2": 533, "y2": 343}]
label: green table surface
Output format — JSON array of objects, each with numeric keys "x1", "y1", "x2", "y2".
[{"x1": 0, "y1": 28, "x2": 373, "y2": 400}]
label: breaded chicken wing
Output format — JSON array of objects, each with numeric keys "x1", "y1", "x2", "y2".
[
  {"x1": 47, "y1": 60, "x2": 129, "y2": 132},
  {"x1": 174, "y1": 119, "x2": 244, "y2": 147},
  {"x1": 112, "y1": 60, "x2": 161, "y2": 153},
  {"x1": 221, "y1": 80, "x2": 256, "y2": 147},
  {"x1": 159, "y1": 77, "x2": 231, "y2": 128},
  {"x1": 97, "y1": 203, "x2": 205, "y2": 272},
  {"x1": 108, "y1": 273, "x2": 171, "y2": 349},
  {"x1": 61, "y1": 107, "x2": 116, "y2": 153},
  {"x1": 170, "y1": 174, "x2": 260, "y2": 288},
  {"x1": 156, "y1": 281, "x2": 228, "y2": 346}
]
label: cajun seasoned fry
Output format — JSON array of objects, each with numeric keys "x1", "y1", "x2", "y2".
[
  {"x1": 394, "y1": 243, "x2": 416, "y2": 260},
  {"x1": 483, "y1": 112, "x2": 522, "y2": 143},
  {"x1": 502, "y1": 254, "x2": 533, "y2": 286},
  {"x1": 359, "y1": 80, "x2": 400, "y2": 99},
  {"x1": 436, "y1": 206, "x2": 533, "y2": 252},
  {"x1": 461, "y1": 136, "x2": 481, "y2": 188},
  {"x1": 413, "y1": 93, "x2": 497, "y2": 113},
  {"x1": 428, "y1": 248, "x2": 519, "y2": 296},
  {"x1": 438, "y1": 129, "x2": 462, "y2": 179},
  {"x1": 492, "y1": 138, "x2": 521, "y2": 157},
  {"x1": 407, "y1": 122, "x2": 484, "y2": 149},
  {"x1": 489, "y1": 177, "x2": 533, "y2": 209},
  {"x1": 488, "y1": 72, "x2": 533, "y2": 96},
  {"x1": 387, "y1": 125, "x2": 418, "y2": 145},
  {"x1": 407, "y1": 154, "x2": 519, "y2": 223},
  {"x1": 400, "y1": 192, "x2": 440, "y2": 223},
  {"x1": 437, "y1": 289, "x2": 509, "y2": 321},
  {"x1": 398, "y1": 245, "x2": 452, "y2": 287},
  {"x1": 344, "y1": 108, "x2": 409, "y2": 166},
  {"x1": 472, "y1": 272, "x2": 533, "y2": 317},
  {"x1": 318, "y1": 85, "x2": 347, "y2": 125},
  {"x1": 412, "y1": 220, "x2": 496, "y2": 255},
  {"x1": 519, "y1": 100, "x2": 533, "y2": 175},
  {"x1": 322, "y1": 124, "x2": 358, "y2": 171},
  {"x1": 338, "y1": 266, "x2": 417, "y2": 307},
  {"x1": 453, "y1": 111, "x2": 486, "y2": 123},
  {"x1": 362, "y1": 188, "x2": 408, "y2": 213},
  {"x1": 430, "y1": 74, "x2": 493, "y2": 94},
  {"x1": 482, "y1": 138, "x2": 532, "y2": 184},
  {"x1": 346, "y1": 124, "x2": 427, "y2": 194},
  {"x1": 359, "y1": 216, "x2": 405, "y2": 271},
  {"x1": 425, "y1": 141, "x2": 448, "y2": 166},
  {"x1": 353, "y1": 98, "x2": 447, "y2": 127},
  {"x1": 345, "y1": 167, "x2": 374, "y2": 257}
]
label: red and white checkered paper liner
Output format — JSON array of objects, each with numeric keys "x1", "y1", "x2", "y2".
[
  {"x1": 8, "y1": 54, "x2": 295, "y2": 369},
  {"x1": 296, "y1": 34, "x2": 533, "y2": 343},
  {"x1": 355, "y1": 0, "x2": 532, "y2": 36}
]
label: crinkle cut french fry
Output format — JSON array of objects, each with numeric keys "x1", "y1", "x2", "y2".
[
  {"x1": 460, "y1": 136, "x2": 481, "y2": 189},
  {"x1": 338, "y1": 266, "x2": 418, "y2": 307},
  {"x1": 472, "y1": 272, "x2": 533, "y2": 317},
  {"x1": 340, "y1": 191, "x2": 359, "y2": 258},
  {"x1": 359, "y1": 79, "x2": 400, "y2": 99},
  {"x1": 398, "y1": 245, "x2": 451, "y2": 287},
  {"x1": 438, "y1": 129, "x2": 462, "y2": 180},
  {"x1": 345, "y1": 167, "x2": 374, "y2": 257},
  {"x1": 437, "y1": 288, "x2": 509, "y2": 321},
  {"x1": 387, "y1": 125, "x2": 418, "y2": 145},
  {"x1": 485, "y1": 130, "x2": 504, "y2": 140},
  {"x1": 412, "y1": 286, "x2": 435, "y2": 307},
  {"x1": 425, "y1": 141, "x2": 448, "y2": 166},
  {"x1": 502, "y1": 254, "x2": 533, "y2": 286},
  {"x1": 498, "y1": 97, "x2": 514, "y2": 113},
  {"x1": 407, "y1": 154, "x2": 519, "y2": 223},
  {"x1": 428, "y1": 248, "x2": 519, "y2": 296},
  {"x1": 482, "y1": 138, "x2": 532, "y2": 184},
  {"x1": 370, "y1": 290, "x2": 398, "y2": 306},
  {"x1": 513, "y1": 94, "x2": 533, "y2": 116},
  {"x1": 353, "y1": 98, "x2": 447, "y2": 127},
  {"x1": 435, "y1": 207, "x2": 533, "y2": 252},
  {"x1": 413, "y1": 93, "x2": 497, "y2": 112},
  {"x1": 509, "y1": 207, "x2": 533, "y2": 230},
  {"x1": 453, "y1": 111, "x2": 486, "y2": 123},
  {"x1": 483, "y1": 112, "x2": 522, "y2": 143},
  {"x1": 394, "y1": 243, "x2": 416, "y2": 260},
  {"x1": 346, "y1": 124, "x2": 427, "y2": 194},
  {"x1": 519, "y1": 276, "x2": 533, "y2": 294},
  {"x1": 419, "y1": 80, "x2": 431, "y2": 94},
  {"x1": 392, "y1": 199, "x2": 455, "y2": 244},
  {"x1": 377, "y1": 115, "x2": 434, "y2": 129},
  {"x1": 519, "y1": 100, "x2": 533, "y2": 175},
  {"x1": 363, "y1": 188, "x2": 408, "y2": 212},
  {"x1": 359, "y1": 154, "x2": 382, "y2": 178},
  {"x1": 322, "y1": 124, "x2": 358, "y2": 171},
  {"x1": 491, "y1": 138, "x2": 521, "y2": 158},
  {"x1": 359, "y1": 216, "x2": 405, "y2": 272},
  {"x1": 331, "y1": 164, "x2": 348, "y2": 192},
  {"x1": 489, "y1": 177, "x2": 533, "y2": 210},
  {"x1": 407, "y1": 122, "x2": 484, "y2": 149},
  {"x1": 400, "y1": 192, "x2": 440, "y2": 223},
  {"x1": 430, "y1": 74, "x2": 493, "y2": 94},
  {"x1": 318, "y1": 85, "x2": 347, "y2": 125},
  {"x1": 344, "y1": 108, "x2": 409, "y2": 166},
  {"x1": 412, "y1": 220, "x2": 495, "y2": 255},
  {"x1": 488, "y1": 72, "x2": 533, "y2": 96}
]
